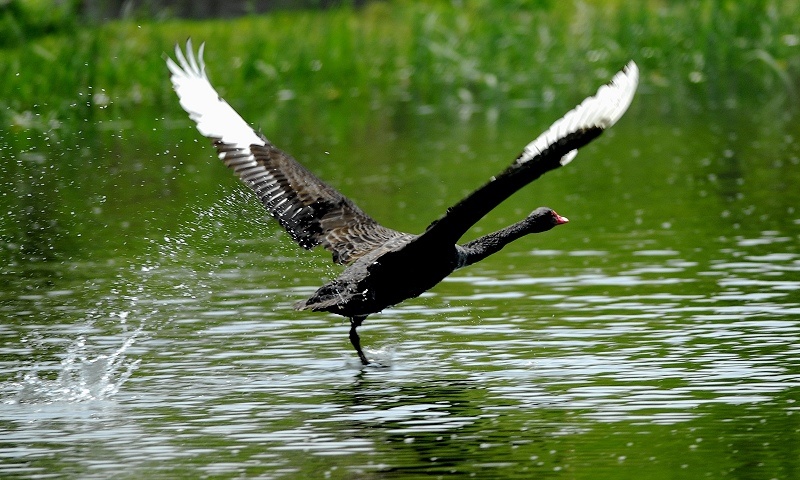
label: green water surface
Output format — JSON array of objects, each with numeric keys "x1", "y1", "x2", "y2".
[{"x1": 1, "y1": 4, "x2": 800, "y2": 478}]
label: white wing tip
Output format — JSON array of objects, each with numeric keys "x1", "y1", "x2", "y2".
[
  {"x1": 166, "y1": 40, "x2": 264, "y2": 149},
  {"x1": 518, "y1": 60, "x2": 639, "y2": 165},
  {"x1": 606, "y1": 60, "x2": 639, "y2": 125}
]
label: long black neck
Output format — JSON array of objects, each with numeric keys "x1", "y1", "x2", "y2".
[
  {"x1": 458, "y1": 219, "x2": 537, "y2": 268},
  {"x1": 419, "y1": 127, "x2": 603, "y2": 246}
]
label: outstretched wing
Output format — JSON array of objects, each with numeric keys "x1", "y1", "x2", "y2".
[
  {"x1": 515, "y1": 61, "x2": 639, "y2": 167},
  {"x1": 421, "y1": 61, "x2": 639, "y2": 245},
  {"x1": 166, "y1": 40, "x2": 404, "y2": 264}
]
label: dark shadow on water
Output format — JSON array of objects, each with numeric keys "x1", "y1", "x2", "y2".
[{"x1": 318, "y1": 375, "x2": 578, "y2": 477}]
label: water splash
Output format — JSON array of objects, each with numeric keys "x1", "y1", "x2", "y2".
[
  {"x1": 3, "y1": 190, "x2": 316, "y2": 405},
  {"x1": 4, "y1": 326, "x2": 142, "y2": 405}
]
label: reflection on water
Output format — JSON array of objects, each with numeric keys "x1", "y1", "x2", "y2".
[
  {"x1": 2, "y1": 106, "x2": 800, "y2": 477},
  {"x1": 2, "y1": 214, "x2": 798, "y2": 477}
]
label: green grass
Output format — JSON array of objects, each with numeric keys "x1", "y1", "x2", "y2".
[
  {"x1": 2, "y1": 0, "x2": 798, "y2": 142},
  {"x1": 0, "y1": 0, "x2": 78, "y2": 47}
]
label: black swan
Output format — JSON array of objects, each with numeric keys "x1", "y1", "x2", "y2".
[{"x1": 167, "y1": 41, "x2": 638, "y2": 365}]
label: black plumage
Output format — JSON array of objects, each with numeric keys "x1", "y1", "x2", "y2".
[{"x1": 167, "y1": 41, "x2": 638, "y2": 364}]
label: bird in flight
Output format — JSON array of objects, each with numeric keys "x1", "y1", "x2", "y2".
[{"x1": 167, "y1": 40, "x2": 638, "y2": 365}]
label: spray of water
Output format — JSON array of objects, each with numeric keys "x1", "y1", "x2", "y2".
[
  {"x1": 5, "y1": 327, "x2": 143, "y2": 404},
  {"x1": 4, "y1": 188, "x2": 323, "y2": 405}
]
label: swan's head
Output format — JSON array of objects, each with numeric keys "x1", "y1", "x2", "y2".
[{"x1": 524, "y1": 207, "x2": 569, "y2": 233}]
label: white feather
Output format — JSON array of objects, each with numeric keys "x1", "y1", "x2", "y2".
[
  {"x1": 517, "y1": 61, "x2": 639, "y2": 166},
  {"x1": 166, "y1": 40, "x2": 264, "y2": 149}
]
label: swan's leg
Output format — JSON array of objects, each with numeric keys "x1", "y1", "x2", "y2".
[{"x1": 349, "y1": 316, "x2": 369, "y2": 365}]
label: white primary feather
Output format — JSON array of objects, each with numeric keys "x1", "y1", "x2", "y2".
[
  {"x1": 166, "y1": 40, "x2": 264, "y2": 149},
  {"x1": 517, "y1": 61, "x2": 639, "y2": 166}
]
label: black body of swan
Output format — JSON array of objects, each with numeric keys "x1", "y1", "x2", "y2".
[{"x1": 167, "y1": 41, "x2": 638, "y2": 365}]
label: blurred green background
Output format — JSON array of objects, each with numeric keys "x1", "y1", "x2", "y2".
[{"x1": 2, "y1": 0, "x2": 798, "y2": 266}]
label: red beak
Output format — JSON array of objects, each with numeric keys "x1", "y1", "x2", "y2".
[{"x1": 554, "y1": 212, "x2": 569, "y2": 225}]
